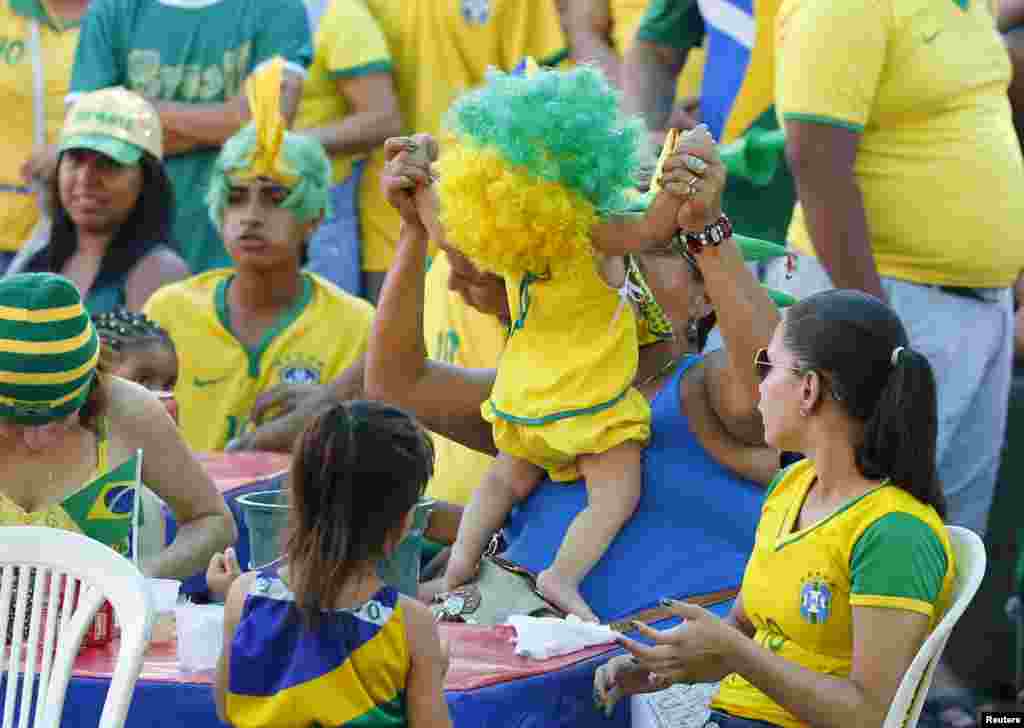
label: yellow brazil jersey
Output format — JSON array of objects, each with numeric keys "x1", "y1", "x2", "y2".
[
  {"x1": 422, "y1": 251, "x2": 506, "y2": 506},
  {"x1": 293, "y1": 0, "x2": 392, "y2": 185},
  {"x1": 0, "y1": 0, "x2": 80, "y2": 252},
  {"x1": 482, "y1": 254, "x2": 650, "y2": 482},
  {"x1": 356, "y1": 0, "x2": 567, "y2": 272},
  {"x1": 711, "y1": 460, "x2": 955, "y2": 728},
  {"x1": 777, "y1": 0, "x2": 1024, "y2": 287},
  {"x1": 144, "y1": 270, "x2": 374, "y2": 452}
]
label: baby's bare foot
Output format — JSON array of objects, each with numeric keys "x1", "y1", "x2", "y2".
[
  {"x1": 537, "y1": 568, "x2": 599, "y2": 623},
  {"x1": 442, "y1": 552, "x2": 478, "y2": 593}
]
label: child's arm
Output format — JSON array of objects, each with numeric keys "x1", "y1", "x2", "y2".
[
  {"x1": 206, "y1": 547, "x2": 245, "y2": 601},
  {"x1": 589, "y1": 190, "x2": 682, "y2": 255},
  {"x1": 214, "y1": 570, "x2": 258, "y2": 725},
  {"x1": 590, "y1": 127, "x2": 692, "y2": 256},
  {"x1": 403, "y1": 598, "x2": 453, "y2": 728}
]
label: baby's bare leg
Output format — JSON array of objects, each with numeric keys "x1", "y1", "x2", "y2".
[
  {"x1": 444, "y1": 453, "x2": 545, "y2": 591},
  {"x1": 536, "y1": 440, "x2": 644, "y2": 622}
]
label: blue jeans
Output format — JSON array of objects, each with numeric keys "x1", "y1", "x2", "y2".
[
  {"x1": 703, "y1": 710, "x2": 783, "y2": 727},
  {"x1": 0, "y1": 251, "x2": 17, "y2": 275},
  {"x1": 306, "y1": 158, "x2": 365, "y2": 297},
  {"x1": 764, "y1": 255, "x2": 1014, "y2": 537}
]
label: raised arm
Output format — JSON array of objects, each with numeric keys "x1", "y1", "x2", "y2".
[
  {"x1": 664, "y1": 126, "x2": 779, "y2": 445},
  {"x1": 364, "y1": 138, "x2": 498, "y2": 456}
]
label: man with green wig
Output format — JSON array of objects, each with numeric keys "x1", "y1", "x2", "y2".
[{"x1": 144, "y1": 59, "x2": 374, "y2": 454}]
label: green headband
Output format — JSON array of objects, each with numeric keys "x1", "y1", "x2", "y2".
[{"x1": 0, "y1": 273, "x2": 100, "y2": 425}]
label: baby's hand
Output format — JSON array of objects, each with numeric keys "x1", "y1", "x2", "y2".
[
  {"x1": 659, "y1": 125, "x2": 725, "y2": 232},
  {"x1": 206, "y1": 547, "x2": 243, "y2": 601}
]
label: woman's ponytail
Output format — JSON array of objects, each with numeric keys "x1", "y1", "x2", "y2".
[{"x1": 855, "y1": 347, "x2": 946, "y2": 518}]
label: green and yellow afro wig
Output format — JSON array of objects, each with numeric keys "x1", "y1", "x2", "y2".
[{"x1": 437, "y1": 62, "x2": 647, "y2": 277}]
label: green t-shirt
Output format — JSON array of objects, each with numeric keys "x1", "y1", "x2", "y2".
[{"x1": 69, "y1": 0, "x2": 313, "y2": 273}]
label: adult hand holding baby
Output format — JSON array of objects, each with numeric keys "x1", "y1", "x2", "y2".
[{"x1": 657, "y1": 124, "x2": 726, "y2": 233}]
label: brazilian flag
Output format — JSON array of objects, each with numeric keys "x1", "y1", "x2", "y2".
[{"x1": 59, "y1": 453, "x2": 142, "y2": 557}]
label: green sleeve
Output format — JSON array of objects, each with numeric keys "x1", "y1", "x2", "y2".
[
  {"x1": 851, "y1": 512, "x2": 948, "y2": 604},
  {"x1": 69, "y1": 0, "x2": 124, "y2": 94},
  {"x1": 251, "y1": 0, "x2": 313, "y2": 72},
  {"x1": 635, "y1": 0, "x2": 705, "y2": 52}
]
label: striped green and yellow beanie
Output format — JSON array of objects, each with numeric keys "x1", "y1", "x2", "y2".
[{"x1": 0, "y1": 273, "x2": 100, "y2": 425}]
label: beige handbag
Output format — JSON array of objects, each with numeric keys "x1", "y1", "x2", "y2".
[
  {"x1": 430, "y1": 551, "x2": 740, "y2": 630},
  {"x1": 431, "y1": 554, "x2": 565, "y2": 626}
]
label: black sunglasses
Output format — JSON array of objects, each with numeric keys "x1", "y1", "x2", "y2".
[{"x1": 753, "y1": 347, "x2": 803, "y2": 382}]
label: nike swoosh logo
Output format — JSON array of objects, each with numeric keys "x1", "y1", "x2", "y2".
[
  {"x1": 194, "y1": 375, "x2": 229, "y2": 387},
  {"x1": 923, "y1": 31, "x2": 941, "y2": 43}
]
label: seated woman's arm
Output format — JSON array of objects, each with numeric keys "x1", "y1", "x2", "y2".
[
  {"x1": 364, "y1": 138, "x2": 499, "y2": 455},
  {"x1": 109, "y1": 376, "x2": 237, "y2": 579},
  {"x1": 125, "y1": 248, "x2": 190, "y2": 312}
]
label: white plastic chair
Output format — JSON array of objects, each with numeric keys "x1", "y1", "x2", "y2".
[
  {"x1": 883, "y1": 525, "x2": 987, "y2": 728},
  {"x1": 0, "y1": 526, "x2": 154, "y2": 728}
]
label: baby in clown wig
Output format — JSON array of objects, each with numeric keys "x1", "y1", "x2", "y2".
[{"x1": 409, "y1": 63, "x2": 702, "y2": 621}]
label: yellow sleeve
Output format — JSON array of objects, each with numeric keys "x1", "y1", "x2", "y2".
[
  {"x1": 323, "y1": 293, "x2": 375, "y2": 378},
  {"x1": 321, "y1": 0, "x2": 393, "y2": 78},
  {"x1": 141, "y1": 287, "x2": 173, "y2": 330},
  {"x1": 498, "y1": 0, "x2": 569, "y2": 70},
  {"x1": 610, "y1": 0, "x2": 651, "y2": 54},
  {"x1": 775, "y1": 0, "x2": 889, "y2": 131}
]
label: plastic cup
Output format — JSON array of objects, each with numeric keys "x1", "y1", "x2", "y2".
[
  {"x1": 174, "y1": 603, "x2": 224, "y2": 672},
  {"x1": 235, "y1": 490, "x2": 289, "y2": 569},
  {"x1": 147, "y1": 578, "x2": 181, "y2": 644}
]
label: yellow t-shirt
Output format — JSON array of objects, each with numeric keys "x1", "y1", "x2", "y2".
[
  {"x1": 711, "y1": 460, "x2": 955, "y2": 728},
  {"x1": 610, "y1": 0, "x2": 704, "y2": 99},
  {"x1": 357, "y1": 0, "x2": 567, "y2": 272},
  {"x1": 482, "y1": 255, "x2": 650, "y2": 482},
  {"x1": 293, "y1": 0, "x2": 392, "y2": 185},
  {"x1": 144, "y1": 270, "x2": 375, "y2": 452},
  {"x1": 777, "y1": 0, "x2": 1024, "y2": 287},
  {"x1": 0, "y1": 0, "x2": 80, "y2": 252},
  {"x1": 422, "y1": 251, "x2": 506, "y2": 506}
]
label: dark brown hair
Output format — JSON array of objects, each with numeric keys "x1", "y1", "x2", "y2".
[
  {"x1": 30, "y1": 151, "x2": 179, "y2": 285},
  {"x1": 783, "y1": 290, "x2": 945, "y2": 517},
  {"x1": 285, "y1": 400, "x2": 434, "y2": 626}
]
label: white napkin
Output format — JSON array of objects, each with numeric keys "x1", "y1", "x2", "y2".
[{"x1": 507, "y1": 614, "x2": 617, "y2": 660}]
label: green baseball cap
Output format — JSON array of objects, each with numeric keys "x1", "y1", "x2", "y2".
[{"x1": 60, "y1": 87, "x2": 163, "y2": 165}]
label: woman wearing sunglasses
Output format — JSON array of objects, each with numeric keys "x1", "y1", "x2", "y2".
[{"x1": 596, "y1": 289, "x2": 953, "y2": 728}]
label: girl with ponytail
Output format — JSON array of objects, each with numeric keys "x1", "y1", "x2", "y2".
[
  {"x1": 215, "y1": 401, "x2": 452, "y2": 728},
  {"x1": 596, "y1": 289, "x2": 957, "y2": 728}
]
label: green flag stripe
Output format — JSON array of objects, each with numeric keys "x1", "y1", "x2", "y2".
[{"x1": 343, "y1": 694, "x2": 406, "y2": 728}]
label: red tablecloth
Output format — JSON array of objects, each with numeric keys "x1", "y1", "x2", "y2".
[
  {"x1": 193, "y1": 451, "x2": 291, "y2": 496},
  {"x1": 72, "y1": 623, "x2": 618, "y2": 692}
]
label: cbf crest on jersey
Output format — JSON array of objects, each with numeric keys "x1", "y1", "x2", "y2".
[
  {"x1": 799, "y1": 574, "x2": 833, "y2": 624},
  {"x1": 461, "y1": 0, "x2": 490, "y2": 24},
  {"x1": 276, "y1": 354, "x2": 323, "y2": 385}
]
